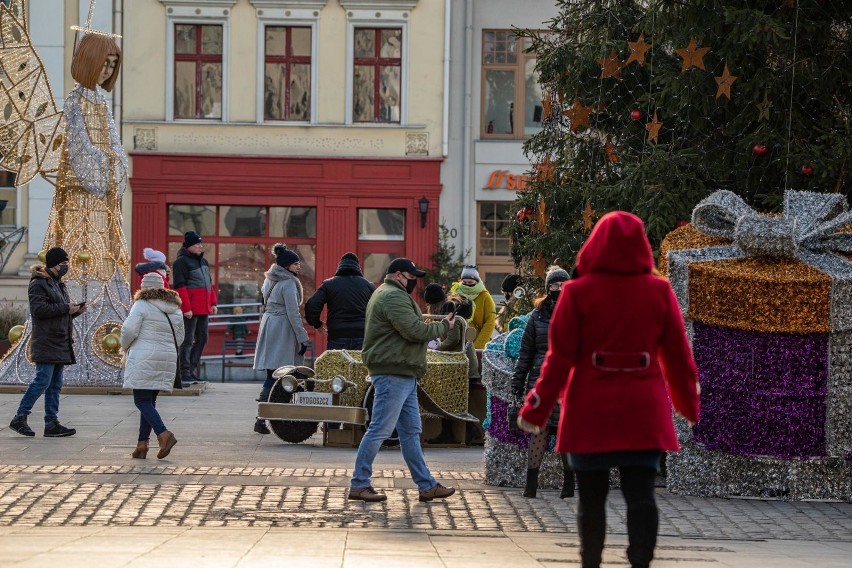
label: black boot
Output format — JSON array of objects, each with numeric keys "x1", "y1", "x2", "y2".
[
  {"x1": 254, "y1": 419, "x2": 270, "y2": 435},
  {"x1": 560, "y1": 455, "x2": 575, "y2": 498},
  {"x1": 523, "y1": 467, "x2": 540, "y2": 498},
  {"x1": 9, "y1": 416, "x2": 35, "y2": 437}
]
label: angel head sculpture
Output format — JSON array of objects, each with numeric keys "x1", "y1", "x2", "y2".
[{"x1": 71, "y1": 33, "x2": 121, "y2": 92}]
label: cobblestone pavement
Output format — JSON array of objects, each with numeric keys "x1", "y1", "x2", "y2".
[{"x1": 0, "y1": 465, "x2": 849, "y2": 542}]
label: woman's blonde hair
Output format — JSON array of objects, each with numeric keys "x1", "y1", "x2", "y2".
[{"x1": 71, "y1": 34, "x2": 122, "y2": 91}]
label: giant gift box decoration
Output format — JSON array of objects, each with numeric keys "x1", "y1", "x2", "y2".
[{"x1": 661, "y1": 189, "x2": 852, "y2": 500}]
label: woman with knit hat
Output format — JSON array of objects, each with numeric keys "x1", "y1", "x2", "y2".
[
  {"x1": 512, "y1": 266, "x2": 574, "y2": 498},
  {"x1": 252, "y1": 244, "x2": 310, "y2": 434},
  {"x1": 121, "y1": 272, "x2": 184, "y2": 459},
  {"x1": 450, "y1": 265, "x2": 496, "y2": 349},
  {"x1": 134, "y1": 248, "x2": 170, "y2": 288}
]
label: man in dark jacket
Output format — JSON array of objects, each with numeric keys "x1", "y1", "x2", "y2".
[
  {"x1": 305, "y1": 252, "x2": 375, "y2": 350},
  {"x1": 172, "y1": 231, "x2": 218, "y2": 385},
  {"x1": 9, "y1": 247, "x2": 84, "y2": 437},
  {"x1": 348, "y1": 258, "x2": 458, "y2": 504}
]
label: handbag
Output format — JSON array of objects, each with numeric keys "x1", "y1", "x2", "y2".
[{"x1": 161, "y1": 310, "x2": 183, "y2": 389}]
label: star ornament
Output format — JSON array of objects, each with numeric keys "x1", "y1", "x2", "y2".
[
  {"x1": 563, "y1": 98, "x2": 592, "y2": 132},
  {"x1": 534, "y1": 155, "x2": 556, "y2": 182},
  {"x1": 714, "y1": 63, "x2": 738, "y2": 100},
  {"x1": 626, "y1": 33, "x2": 651, "y2": 66},
  {"x1": 757, "y1": 93, "x2": 773, "y2": 122},
  {"x1": 595, "y1": 49, "x2": 623, "y2": 80},
  {"x1": 645, "y1": 111, "x2": 662, "y2": 144},
  {"x1": 582, "y1": 199, "x2": 596, "y2": 233},
  {"x1": 675, "y1": 37, "x2": 711, "y2": 72}
]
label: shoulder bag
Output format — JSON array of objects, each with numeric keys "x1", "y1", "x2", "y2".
[{"x1": 161, "y1": 310, "x2": 183, "y2": 389}]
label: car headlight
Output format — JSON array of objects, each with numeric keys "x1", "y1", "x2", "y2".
[
  {"x1": 279, "y1": 375, "x2": 298, "y2": 393},
  {"x1": 331, "y1": 375, "x2": 348, "y2": 394}
]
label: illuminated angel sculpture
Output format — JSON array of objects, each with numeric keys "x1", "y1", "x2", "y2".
[{"x1": 0, "y1": 0, "x2": 131, "y2": 385}]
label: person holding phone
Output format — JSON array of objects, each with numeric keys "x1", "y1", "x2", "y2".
[
  {"x1": 517, "y1": 212, "x2": 699, "y2": 568},
  {"x1": 9, "y1": 247, "x2": 83, "y2": 438}
]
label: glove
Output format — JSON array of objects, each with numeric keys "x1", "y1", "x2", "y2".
[
  {"x1": 298, "y1": 343, "x2": 308, "y2": 356},
  {"x1": 507, "y1": 405, "x2": 521, "y2": 433}
]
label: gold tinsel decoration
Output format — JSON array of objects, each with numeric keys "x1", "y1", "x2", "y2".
[{"x1": 92, "y1": 322, "x2": 124, "y2": 366}]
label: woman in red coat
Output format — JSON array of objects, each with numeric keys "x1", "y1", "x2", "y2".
[{"x1": 518, "y1": 211, "x2": 699, "y2": 568}]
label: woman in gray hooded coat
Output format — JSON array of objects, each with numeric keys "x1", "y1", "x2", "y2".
[{"x1": 253, "y1": 244, "x2": 310, "y2": 434}]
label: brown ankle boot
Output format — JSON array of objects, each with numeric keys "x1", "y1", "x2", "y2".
[
  {"x1": 131, "y1": 439, "x2": 149, "y2": 459},
  {"x1": 156, "y1": 431, "x2": 177, "y2": 459}
]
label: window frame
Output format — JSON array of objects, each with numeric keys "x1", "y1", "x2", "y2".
[
  {"x1": 351, "y1": 27, "x2": 403, "y2": 124},
  {"x1": 253, "y1": 2, "x2": 322, "y2": 124},
  {"x1": 343, "y1": 8, "x2": 411, "y2": 126},
  {"x1": 163, "y1": 2, "x2": 233, "y2": 122},
  {"x1": 480, "y1": 29, "x2": 540, "y2": 140},
  {"x1": 172, "y1": 23, "x2": 225, "y2": 120}
]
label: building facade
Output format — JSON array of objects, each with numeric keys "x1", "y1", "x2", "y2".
[{"x1": 442, "y1": 0, "x2": 557, "y2": 295}]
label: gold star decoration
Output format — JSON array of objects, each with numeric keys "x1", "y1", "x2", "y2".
[
  {"x1": 534, "y1": 155, "x2": 556, "y2": 182},
  {"x1": 604, "y1": 139, "x2": 618, "y2": 163},
  {"x1": 536, "y1": 195, "x2": 549, "y2": 233},
  {"x1": 532, "y1": 252, "x2": 547, "y2": 279},
  {"x1": 675, "y1": 37, "x2": 711, "y2": 72},
  {"x1": 582, "y1": 199, "x2": 596, "y2": 233},
  {"x1": 563, "y1": 98, "x2": 592, "y2": 132},
  {"x1": 541, "y1": 91, "x2": 553, "y2": 120},
  {"x1": 626, "y1": 33, "x2": 651, "y2": 66},
  {"x1": 714, "y1": 63, "x2": 738, "y2": 100},
  {"x1": 757, "y1": 92, "x2": 773, "y2": 122},
  {"x1": 595, "y1": 49, "x2": 623, "y2": 80},
  {"x1": 645, "y1": 111, "x2": 663, "y2": 144}
]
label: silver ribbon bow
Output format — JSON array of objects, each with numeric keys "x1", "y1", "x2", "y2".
[
  {"x1": 667, "y1": 189, "x2": 852, "y2": 331},
  {"x1": 692, "y1": 190, "x2": 852, "y2": 259}
]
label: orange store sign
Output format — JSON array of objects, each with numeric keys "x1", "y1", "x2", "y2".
[{"x1": 484, "y1": 169, "x2": 530, "y2": 191}]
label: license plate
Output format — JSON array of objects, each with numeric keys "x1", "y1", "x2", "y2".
[{"x1": 294, "y1": 392, "x2": 333, "y2": 406}]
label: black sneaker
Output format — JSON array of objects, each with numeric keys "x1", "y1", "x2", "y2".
[
  {"x1": 254, "y1": 419, "x2": 271, "y2": 435},
  {"x1": 44, "y1": 422, "x2": 76, "y2": 437},
  {"x1": 9, "y1": 416, "x2": 35, "y2": 437}
]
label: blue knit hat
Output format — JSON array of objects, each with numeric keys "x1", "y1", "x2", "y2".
[
  {"x1": 274, "y1": 243, "x2": 299, "y2": 268},
  {"x1": 183, "y1": 231, "x2": 202, "y2": 248}
]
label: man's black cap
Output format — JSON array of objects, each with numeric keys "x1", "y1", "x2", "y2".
[{"x1": 386, "y1": 257, "x2": 426, "y2": 277}]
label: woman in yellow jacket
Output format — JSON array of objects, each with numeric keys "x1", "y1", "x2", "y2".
[{"x1": 450, "y1": 266, "x2": 496, "y2": 349}]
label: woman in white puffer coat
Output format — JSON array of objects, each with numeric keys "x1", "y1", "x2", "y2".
[{"x1": 121, "y1": 272, "x2": 185, "y2": 460}]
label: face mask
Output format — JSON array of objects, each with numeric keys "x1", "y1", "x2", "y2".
[
  {"x1": 548, "y1": 290, "x2": 560, "y2": 302},
  {"x1": 55, "y1": 265, "x2": 69, "y2": 278},
  {"x1": 405, "y1": 277, "x2": 417, "y2": 294}
]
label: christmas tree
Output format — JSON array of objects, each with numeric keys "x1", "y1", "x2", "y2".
[{"x1": 510, "y1": 0, "x2": 852, "y2": 279}]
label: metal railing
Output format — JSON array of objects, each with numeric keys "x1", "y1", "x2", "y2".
[{"x1": 207, "y1": 302, "x2": 262, "y2": 328}]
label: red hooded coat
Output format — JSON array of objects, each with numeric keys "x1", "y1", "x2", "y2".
[{"x1": 519, "y1": 212, "x2": 699, "y2": 454}]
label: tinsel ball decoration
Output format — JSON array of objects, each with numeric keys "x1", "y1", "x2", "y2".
[
  {"x1": 801, "y1": 164, "x2": 814, "y2": 175},
  {"x1": 76, "y1": 250, "x2": 91, "y2": 264},
  {"x1": 503, "y1": 328, "x2": 524, "y2": 359},
  {"x1": 7, "y1": 324, "x2": 24, "y2": 344},
  {"x1": 37, "y1": 250, "x2": 46, "y2": 263},
  {"x1": 508, "y1": 312, "x2": 530, "y2": 332},
  {"x1": 630, "y1": 108, "x2": 642, "y2": 120},
  {"x1": 752, "y1": 144, "x2": 767, "y2": 156},
  {"x1": 101, "y1": 333, "x2": 120, "y2": 354}
]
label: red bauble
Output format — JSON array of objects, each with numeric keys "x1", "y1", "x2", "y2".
[
  {"x1": 516, "y1": 207, "x2": 534, "y2": 222},
  {"x1": 801, "y1": 165, "x2": 814, "y2": 176},
  {"x1": 630, "y1": 109, "x2": 642, "y2": 121},
  {"x1": 752, "y1": 144, "x2": 767, "y2": 156}
]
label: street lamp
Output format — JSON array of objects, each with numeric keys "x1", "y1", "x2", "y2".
[{"x1": 418, "y1": 196, "x2": 429, "y2": 229}]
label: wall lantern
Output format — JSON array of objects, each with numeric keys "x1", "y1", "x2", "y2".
[{"x1": 418, "y1": 196, "x2": 429, "y2": 229}]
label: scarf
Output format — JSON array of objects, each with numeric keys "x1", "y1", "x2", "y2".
[{"x1": 453, "y1": 279, "x2": 486, "y2": 302}]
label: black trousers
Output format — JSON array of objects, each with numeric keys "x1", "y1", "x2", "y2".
[
  {"x1": 575, "y1": 466, "x2": 658, "y2": 568},
  {"x1": 179, "y1": 315, "x2": 208, "y2": 380}
]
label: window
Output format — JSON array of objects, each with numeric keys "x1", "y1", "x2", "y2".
[
  {"x1": 477, "y1": 201, "x2": 514, "y2": 296},
  {"x1": 264, "y1": 26, "x2": 312, "y2": 121},
  {"x1": 174, "y1": 24, "x2": 224, "y2": 119},
  {"x1": 353, "y1": 28, "x2": 402, "y2": 123},
  {"x1": 167, "y1": 204, "x2": 317, "y2": 306},
  {"x1": 481, "y1": 30, "x2": 543, "y2": 139},
  {"x1": 357, "y1": 208, "x2": 404, "y2": 240},
  {"x1": 0, "y1": 171, "x2": 15, "y2": 226}
]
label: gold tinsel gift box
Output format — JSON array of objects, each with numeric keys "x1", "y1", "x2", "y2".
[{"x1": 313, "y1": 349, "x2": 469, "y2": 414}]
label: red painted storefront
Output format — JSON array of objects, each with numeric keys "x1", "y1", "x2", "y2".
[{"x1": 129, "y1": 153, "x2": 442, "y2": 355}]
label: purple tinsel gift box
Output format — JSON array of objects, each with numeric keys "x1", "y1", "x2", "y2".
[{"x1": 692, "y1": 322, "x2": 829, "y2": 459}]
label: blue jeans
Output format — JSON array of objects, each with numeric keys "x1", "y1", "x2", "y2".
[
  {"x1": 351, "y1": 374, "x2": 436, "y2": 492},
  {"x1": 327, "y1": 337, "x2": 363, "y2": 350},
  {"x1": 133, "y1": 389, "x2": 166, "y2": 441},
  {"x1": 16, "y1": 363, "x2": 65, "y2": 424}
]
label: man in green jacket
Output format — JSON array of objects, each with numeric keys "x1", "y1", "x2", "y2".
[{"x1": 349, "y1": 258, "x2": 459, "y2": 503}]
